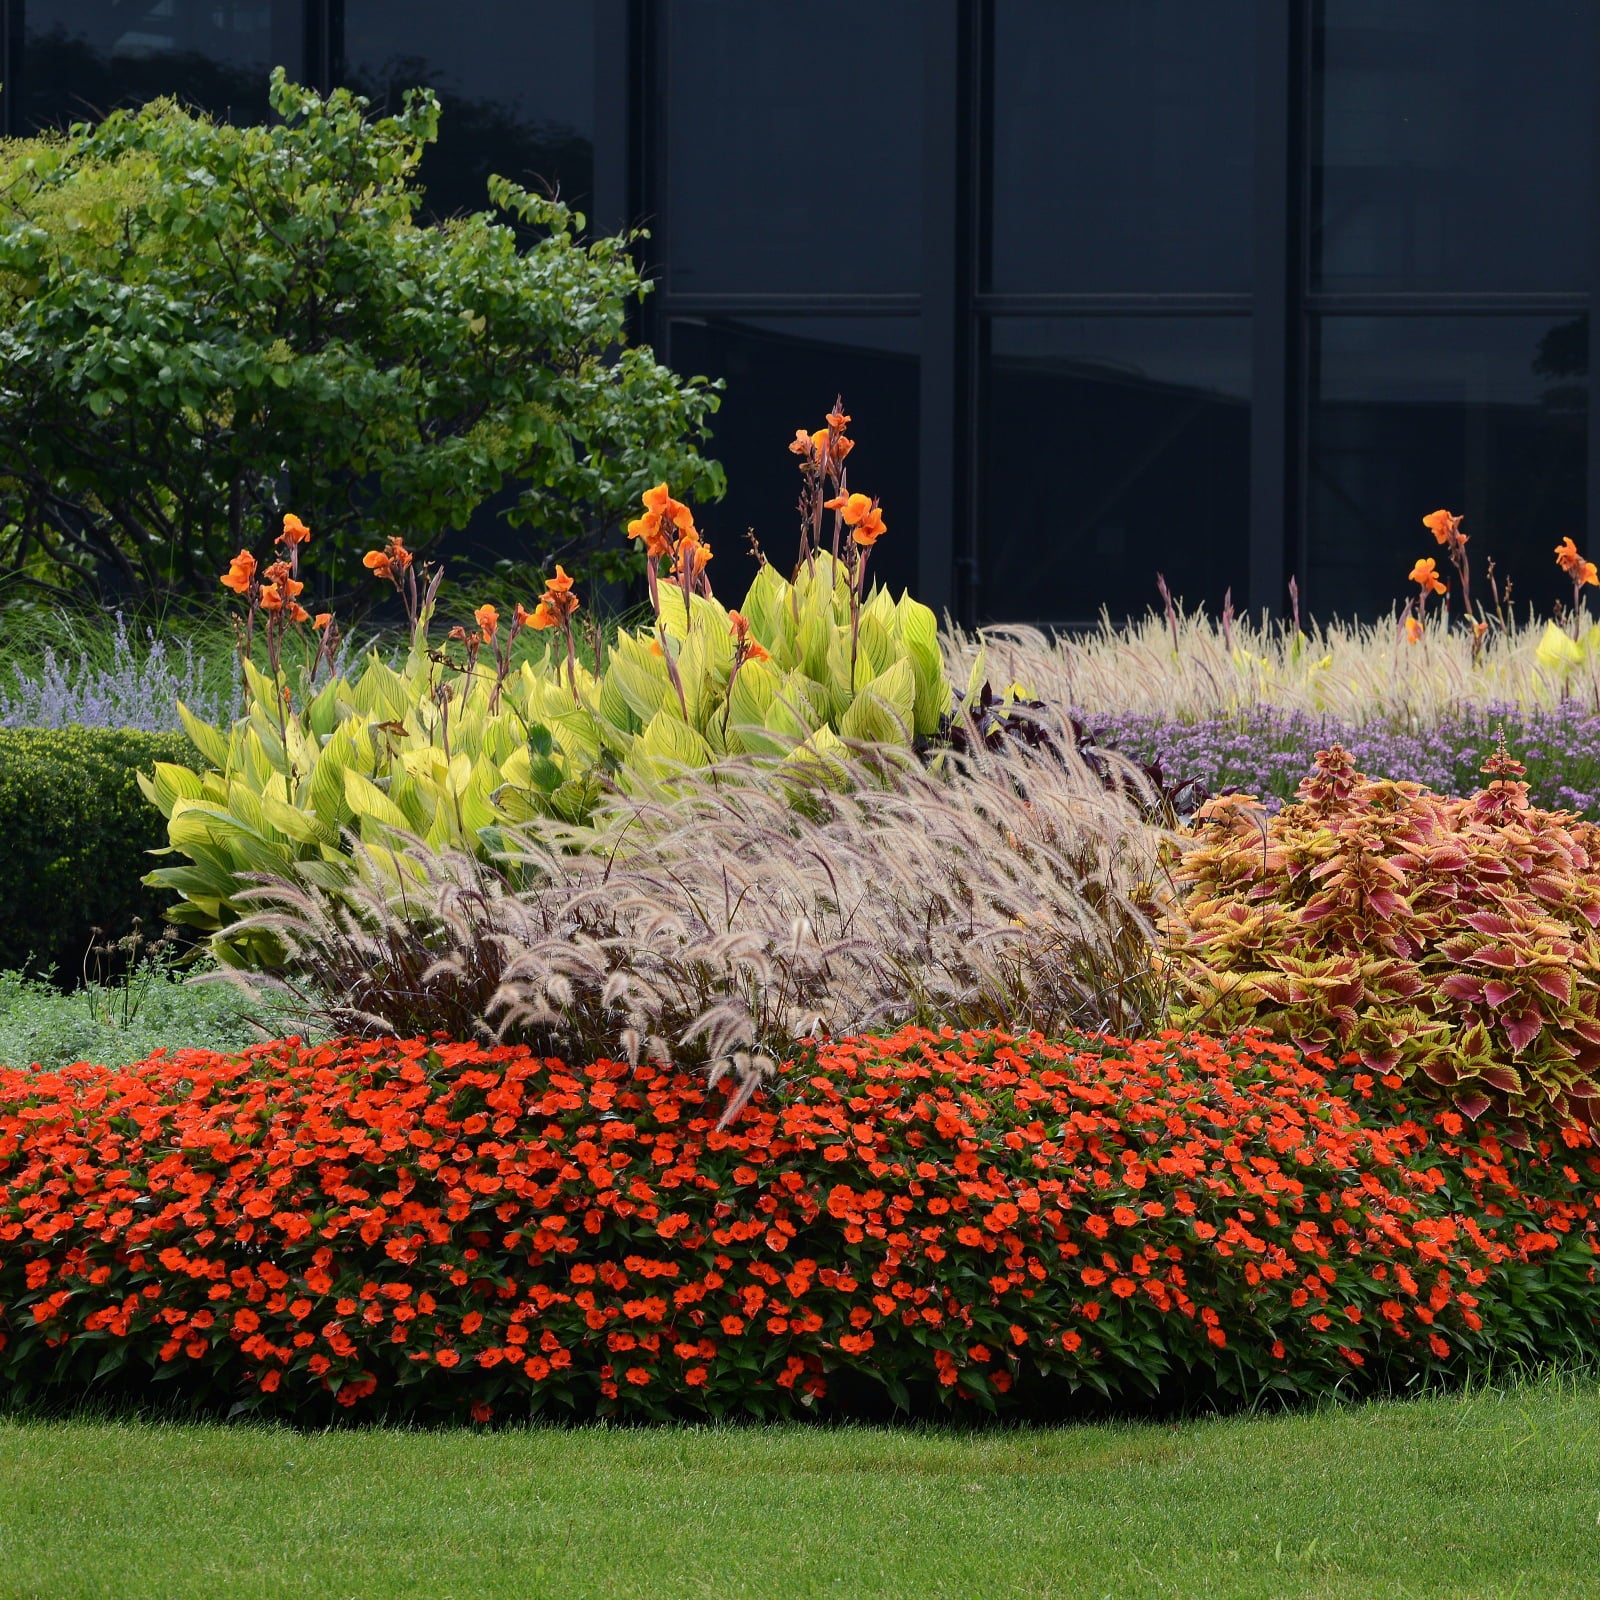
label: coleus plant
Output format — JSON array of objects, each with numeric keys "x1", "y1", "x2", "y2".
[
  {"x1": 1164, "y1": 743, "x2": 1600, "y2": 1138},
  {"x1": 141, "y1": 411, "x2": 950, "y2": 962}
]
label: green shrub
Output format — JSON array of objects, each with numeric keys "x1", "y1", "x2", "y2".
[
  {"x1": 0, "y1": 728, "x2": 194, "y2": 979},
  {"x1": 0, "y1": 963, "x2": 312, "y2": 1070},
  {"x1": 1165, "y1": 743, "x2": 1600, "y2": 1135}
]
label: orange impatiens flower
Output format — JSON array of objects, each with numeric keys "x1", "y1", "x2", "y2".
[
  {"x1": 474, "y1": 603, "x2": 499, "y2": 642},
  {"x1": 278, "y1": 512, "x2": 311, "y2": 546},
  {"x1": 1423, "y1": 508, "x2": 1465, "y2": 546},
  {"x1": 1409, "y1": 557, "x2": 1447, "y2": 597},
  {"x1": 220, "y1": 549, "x2": 257, "y2": 594}
]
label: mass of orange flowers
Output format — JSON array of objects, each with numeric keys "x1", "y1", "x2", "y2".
[{"x1": 0, "y1": 1029, "x2": 1595, "y2": 1423}]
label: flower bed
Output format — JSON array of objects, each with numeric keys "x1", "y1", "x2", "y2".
[
  {"x1": 2, "y1": 1029, "x2": 1596, "y2": 1422},
  {"x1": 1083, "y1": 700, "x2": 1600, "y2": 817}
]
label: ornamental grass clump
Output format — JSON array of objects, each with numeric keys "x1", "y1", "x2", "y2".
[
  {"x1": 1, "y1": 1029, "x2": 1595, "y2": 1422},
  {"x1": 1166, "y1": 744, "x2": 1600, "y2": 1136},
  {"x1": 217, "y1": 724, "x2": 1169, "y2": 1065}
]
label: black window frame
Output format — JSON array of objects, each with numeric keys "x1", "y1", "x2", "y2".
[{"x1": 2, "y1": 0, "x2": 1595, "y2": 626}]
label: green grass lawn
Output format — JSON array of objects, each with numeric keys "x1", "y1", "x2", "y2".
[{"x1": 0, "y1": 1376, "x2": 1596, "y2": 1600}]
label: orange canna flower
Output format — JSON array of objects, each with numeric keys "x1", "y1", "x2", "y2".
[
  {"x1": 728, "y1": 610, "x2": 769, "y2": 662},
  {"x1": 852, "y1": 505, "x2": 887, "y2": 548},
  {"x1": 257, "y1": 562, "x2": 303, "y2": 612},
  {"x1": 787, "y1": 428, "x2": 815, "y2": 457},
  {"x1": 1404, "y1": 614, "x2": 1423, "y2": 644},
  {"x1": 1408, "y1": 557, "x2": 1447, "y2": 596},
  {"x1": 513, "y1": 602, "x2": 533, "y2": 631},
  {"x1": 641, "y1": 483, "x2": 695, "y2": 533},
  {"x1": 825, "y1": 492, "x2": 874, "y2": 526},
  {"x1": 278, "y1": 512, "x2": 311, "y2": 546},
  {"x1": 313, "y1": 612, "x2": 333, "y2": 631},
  {"x1": 474, "y1": 603, "x2": 499, "y2": 641},
  {"x1": 363, "y1": 537, "x2": 413, "y2": 582},
  {"x1": 288, "y1": 602, "x2": 311, "y2": 624},
  {"x1": 826, "y1": 410, "x2": 851, "y2": 431},
  {"x1": 1581, "y1": 561, "x2": 1600, "y2": 589},
  {"x1": 1555, "y1": 536, "x2": 1588, "y2": 576},
  {"x1": 531, "y1": 565, "x2": 580, "y2": 627},
  {"x1": 220, "y1": 549, "x2": 256, "y2": 594},
  {"x1": 1423, "y1": 508, "x2": 1464, "y2": 546},
  {"x1": 670, "y1": 531, "x2": 712, "y2": 581}
]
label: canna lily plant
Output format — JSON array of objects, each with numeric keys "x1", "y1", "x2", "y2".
[{"x1": 141, "y1": 411, "x2": 950, "y2": 962}]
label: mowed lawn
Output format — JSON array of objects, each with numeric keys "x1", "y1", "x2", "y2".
[{"x1": 0, "y1": 1376, "x2": 1596, "y2": 1600}]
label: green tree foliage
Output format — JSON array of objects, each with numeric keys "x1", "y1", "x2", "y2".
[{"x1": 0, "y1": 71, "x2": 722, "y2": 604}]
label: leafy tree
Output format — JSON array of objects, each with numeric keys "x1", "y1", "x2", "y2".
[{"x1": 0, "y1": 71, "x2": 722, "y2": 604}]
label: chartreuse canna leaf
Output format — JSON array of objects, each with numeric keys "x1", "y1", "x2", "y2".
[{"x1": 147, "y1": 543, "x2": 955, "y2": 957}]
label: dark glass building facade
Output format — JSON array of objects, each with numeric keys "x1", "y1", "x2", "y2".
[{"x1": 1, "y1": 1, "x2": 1593, "y2": 624}]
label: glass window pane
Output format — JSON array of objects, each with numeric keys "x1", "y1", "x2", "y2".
[
  {"x1": 1313, "y1": 1, "x2": 1595, "y2": 292},
  {"x1": 666, "y1": 3, "x2": 923, "y2": 294},
  {"x1": 981, "y1": 318, "x2": 1251, "y2": 625},
  {"x1": 1308, "y1": 316, "x2": 1588, "y2": 618},
  {"x1": 989, "y1": 0, "x2": 1254, "y2": 293},
  {"x1": 21, "y1": 1, "x2": 296, "y2": 130},
  {"x1": 666, "y1": 318, "x2": 921, "y2": 603},
  {"x1": 341, "y1": 1, "x2": 594, "y2": 225}
]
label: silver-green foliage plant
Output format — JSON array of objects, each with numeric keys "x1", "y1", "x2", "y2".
[{"x1": 141, "y1": 424, "x2": 949, "y2": 964}]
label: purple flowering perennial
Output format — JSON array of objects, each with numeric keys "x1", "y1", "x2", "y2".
[{"x1": 1080, "y1": 701, "x2": 1600, "y2": 820}]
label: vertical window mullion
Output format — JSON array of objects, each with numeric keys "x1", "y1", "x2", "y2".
[
  {"x1": 1249, "y1": 0, "x2": 1304, "y2": 619},
  {"x1": 1589, "y1": 13, "x2": 1600, "y2": 563},
  {"x1": 0, "y1": 1, "x2": 15, "y2": 139},
  {"x1": 591, "y1": 0, "x2": 629, "y2": 241},
  {"x1": 917, "y1": 0, "x2": 965, "y2": 622}
]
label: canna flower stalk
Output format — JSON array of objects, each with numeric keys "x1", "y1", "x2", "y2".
[
  {"x1": 527, "y1": 565, "x2": 582, "y2": 702},
  {"x1": 627, "y1": 482, "x2": 694, "y2": 718},
  {"x1": 722, "y1": 609, "x2": 771, "y2": 741},
  {"x1": 1555, "y1": 537, "x2": 1599, "y2": 635},
  {"x1": 824, "y1": 489, "x2": 887, "y2": 683},
  {"x1": 1423, "y1": 508, "x2": 1473, "y2": 617}
]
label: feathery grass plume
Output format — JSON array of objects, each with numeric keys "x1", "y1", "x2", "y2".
[
  {"x1": 944, "y1": 607, "x2": 1600, "y2": 726},
  {"x1": 214, "y1": 722, "x2": 1173, "y2": 1080}
]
